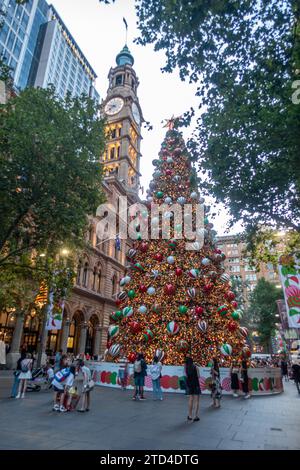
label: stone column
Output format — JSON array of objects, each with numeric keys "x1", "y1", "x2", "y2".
[
  {"x1": 93, "y1": 326, "x2": 102, "y2": 357},
  {"x1": 79, "y1": 322, "x2": 88, "y2": 354},
  {"x1": 6, "y1": 313, "x2": 24, "y2": 369},
  {"x1": 60, "y1": 319, "x2": 70, "y2": 353}
]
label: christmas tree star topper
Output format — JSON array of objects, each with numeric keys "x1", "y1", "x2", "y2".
[{"x1": 162, "y1": 115, "x2": 182, "y2": 130}]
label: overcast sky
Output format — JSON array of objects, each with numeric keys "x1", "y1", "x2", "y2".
[{"x1": 51, "y1": 0, "x2": 242, "y2": 236}]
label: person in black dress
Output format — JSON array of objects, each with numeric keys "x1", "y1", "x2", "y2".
[
  {"x1": 281, "y1": 360, "x2": 289, "y2": 382},
  {"x1": 230, "y1": 360, "x2": 240, "y2": 397},
  {"x1": 185, "y1": 357, "x2": 201, "y2": 422},
  {"x1": 240, "y1": 359, "x2": 250, "y2": 399}
]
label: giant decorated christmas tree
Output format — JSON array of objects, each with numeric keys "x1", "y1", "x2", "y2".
[{"x1": 107, "y1": 122, "x2": 248, "y2": 365}]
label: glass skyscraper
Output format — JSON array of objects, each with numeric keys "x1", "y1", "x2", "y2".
[{"x1": 0, "y1": 0, "x2": 99, "y2": 101}]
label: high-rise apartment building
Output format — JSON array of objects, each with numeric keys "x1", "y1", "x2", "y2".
[{"x1": 0, "y1": 0, "x2": 99, "y2": 100}]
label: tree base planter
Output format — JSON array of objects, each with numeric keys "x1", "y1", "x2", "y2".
[{"x1": 89, "y1": 362, "x2": 283, "y2": 395}]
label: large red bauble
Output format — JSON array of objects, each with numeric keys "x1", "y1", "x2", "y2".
[
  {"x1": 139, "y1": 284, "x2": 147, "y2": 293},
  {"x1": 228, "y1": 321, "x2": 238, "y2": 332},
  {"x1": 195, "y1": 306, "x2": 204, "y2": 316},
  {"x1": 231, "y1": 301, "x2": 238, "y2": 309},
  {"x1": 129, "y1": 321, "x2": 141, "y2": 334},
  {"x1": 140, "y1": 242, "x2": 149, "y2": 253},
  {"x1": 175, "y1": 268, "x2": 183, "y2": 276},
  {"x1": 115, "y1": 299, "x2": 122, "y2": 307},
  {"x1": 155, "y1": 253, "x2": 163, "y2": 262},
  {"x1": 165, "y1": 284, "x2": 176, "y2": 295},
  {"x1": 127, "y1": 352, "x2": 137, "y2": 363},
  {"x1": 165, "y1": 169, "x2": 173, "y2": 176},
  {"x1": 203, "y1": 283, "x2": 213, "y2": 292},
  {"x1": 226, "y1": 291, "x2": 235, "y2": 301}
]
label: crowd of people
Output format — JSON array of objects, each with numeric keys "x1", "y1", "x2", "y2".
[
  {"x1": 8, "y1": 347, "x2": 300, "y2": 421},
  {"x1": 114, "y1": 353, "x2": 252, "y2": 423},
  {"x1": 10, "y1": 349, "x2": 94, "y2": 413}
]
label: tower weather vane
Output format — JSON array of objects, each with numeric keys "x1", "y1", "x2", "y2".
[
  {"x1": 162, "y1": 115, "x2": 182, "y2": 130},
  {"x1": 123, "y1": 17, "x2": 128, "y2": 45}
]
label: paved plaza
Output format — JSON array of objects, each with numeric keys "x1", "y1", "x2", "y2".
[{"x1": 0, "y1": 372, "x2": 300, "y2": 450}]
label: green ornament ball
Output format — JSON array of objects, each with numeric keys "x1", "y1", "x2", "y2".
[
  {"x1": 178, "y1": 305, "x2": 188, "y2": 314},
  {"x1": 156, "y1": 191, "x2": 164, "y2": 199},
  {"x1": 128, "y1": 290, "x2": 136, "y2": 299}
]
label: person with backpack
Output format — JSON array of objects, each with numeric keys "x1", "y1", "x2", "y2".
[
  {"x1": 150, "y1": 356, "x2": 163, "y2": 401},
  {"x1": 133, "y1": 353, "x2": 147, "y2": 400},
  {"x1": 16, "y1": 353, "x2": 33, "y2": 399},
  {"x1": 51, "y1": 365, "x2": 75, "y2": 412},
  {"x1": 11, "y1": 350, "x2": 26, "y2": 398}
]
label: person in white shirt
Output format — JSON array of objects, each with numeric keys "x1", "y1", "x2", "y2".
[
  {"x1": 150, "y1": 356, "x2": 163, "y2": 401},
  {"x1": 52, "y1": 365, "x2": 76, "y2": 412},
  {"x1": 77, "y1": 360, "x2": 92, "y2": 412}
]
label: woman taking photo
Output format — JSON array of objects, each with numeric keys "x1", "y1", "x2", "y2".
[{"x1": 185, "y1": 357, "x2": 201, "y2": 422}]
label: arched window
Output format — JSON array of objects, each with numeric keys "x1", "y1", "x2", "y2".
[
  {"x1": 98, "y1": 270, "x2": 102, "y2": 293},
  {"x1": 76, "y1": 261, "x2": 82, "y2": 285},
  {"x1": 110, "y1": 147, "x2": 115, "y2": 160},
  {"x1": 83, "y1": 262, "x2": 89, "y2": 288},
  {"x1": 92, "y1": 266, "x2": 97, "y2": 291},
  {"x1": 116, "y1": 74, "x2": 123, "y2": 86},
  {"x1": 112, "y1": 273, "x2": 117, "y2": 296}
]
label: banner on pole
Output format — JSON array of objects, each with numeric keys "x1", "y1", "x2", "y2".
[
  {"x1": 46, "y1": 291, "x2": 64, "y2": 331},
  {"x1": 278, "y1": 256, "x2": 300, "y2": 328}
]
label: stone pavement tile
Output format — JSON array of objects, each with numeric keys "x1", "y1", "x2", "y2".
[
  {"x1": 264, "y1": 444, "x2": 289, "y2": 450},
  {"x1": 263, "y1": 436, "x2": 300, "y2": 449},
  {"x1": 172, "y1": 436, "x2": 222, "y2": 450},
  {"x1": 241, "y1": 442, "x2": 265, "y2": 450},
  {"x1": 217, "y1": 439, "x2": 243, "y2": 450}
]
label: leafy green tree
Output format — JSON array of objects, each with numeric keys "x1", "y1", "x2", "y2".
[
  {"x1": 101, "y1": 0, "x2": 300, "y2": 235},
  {"x1": 0, "y1": 86, "x2": 105, "y2": 268},
  {"x1": 247, "y1": 278, "x2": 283, "y2": 352}
]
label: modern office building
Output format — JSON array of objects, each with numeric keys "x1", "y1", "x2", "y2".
[
  {"x1": 0, "y1": 0, "x2": 99, "y2": 100},
  {"x1": 216, "y1": 235, "x2": 282, "y2": 308},
  {"x1": 29, "y1": 5, "x2": 99, "y2": 100}
]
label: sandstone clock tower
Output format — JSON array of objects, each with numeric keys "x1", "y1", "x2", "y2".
[{"x1": 101, "y1": 45, "x2": 143, "y2": 197}]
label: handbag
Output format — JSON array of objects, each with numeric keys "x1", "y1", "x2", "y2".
[{"x1": 84, "y1": 379, "x2": 95, "y2": 391}]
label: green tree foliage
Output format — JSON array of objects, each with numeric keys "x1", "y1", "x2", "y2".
[
  {"x1": 0, "y1": 86, "x2": 105, "y2": 268},
  {"x1": 100, "y1": 0, "x2": 300, "y2": 235},
  {"x1": 248, "y1": 278, "x2": 283, "y2": 352}
]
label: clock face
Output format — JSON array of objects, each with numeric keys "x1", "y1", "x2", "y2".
[
  {"x1": 104, "y1": 97, "x2": 124, "y2": 116},
  {"x1": 132, "y1": 102, "x2": 141, "y2": 126}
]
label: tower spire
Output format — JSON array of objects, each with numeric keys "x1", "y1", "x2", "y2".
[{"x1": 123, "y1": 17, "x2": 128, "y2": 46}]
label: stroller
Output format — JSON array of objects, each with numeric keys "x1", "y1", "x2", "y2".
[{"x1": 27, "y1": 367, "x2": 50, "y2": 392}]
